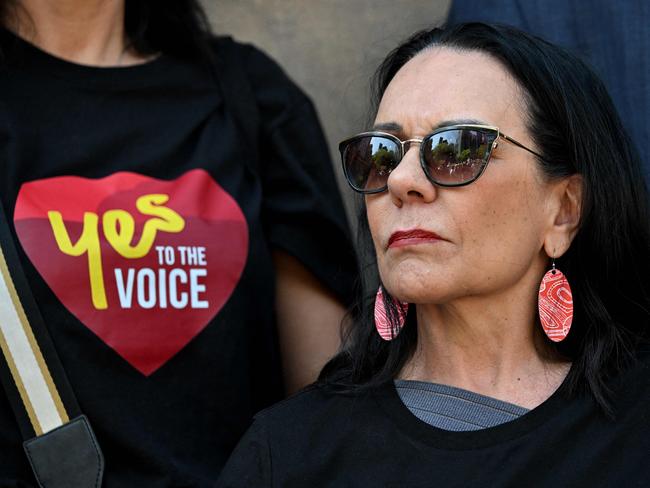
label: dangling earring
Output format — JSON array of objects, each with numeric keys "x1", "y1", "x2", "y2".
[
  {"x1": 538, "y1": 257, "x2": 573, "y2": 342},
  {"x1": 374, "y1": 286, "x2": 409, "y2": 341}
]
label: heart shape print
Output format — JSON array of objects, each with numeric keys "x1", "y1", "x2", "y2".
[{"x1": 14, "y1": 169, "x2": 248, "y2": 375}]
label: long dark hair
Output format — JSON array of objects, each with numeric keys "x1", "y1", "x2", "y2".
[
  {"x1": 1, "y1": 0, "x2": 215, "y2": 62},
  {"x1": 320, "y1": 22, "x2": 650, "y2": 414}
]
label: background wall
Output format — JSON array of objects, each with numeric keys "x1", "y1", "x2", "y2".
[{"x1": 202, "y1": 0, "x2": 452, "y2": 222}]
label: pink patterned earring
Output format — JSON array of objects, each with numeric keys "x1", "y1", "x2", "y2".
[
  {"x1": 537, "y1": 257, "x2": 573, "y2": 342},
  {"x1": 374, "y1": 286, "x2": 409, "y2": 341}
]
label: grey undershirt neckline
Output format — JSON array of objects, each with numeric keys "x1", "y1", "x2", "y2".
[{"x1": 395, "y1": 379, "x2": 530, "y2": 431}]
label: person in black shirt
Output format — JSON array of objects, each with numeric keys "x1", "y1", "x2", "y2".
[
  {"x1": 0, "y1": 0, "x2": 356, "y2": 486},
  {"x1": 218, "y1": 23, "x2": 650, "y2": 487}
]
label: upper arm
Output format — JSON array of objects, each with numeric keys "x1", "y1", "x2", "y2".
[{"x1": 273, "y1": 249, "x2": 347, "y2": 393}]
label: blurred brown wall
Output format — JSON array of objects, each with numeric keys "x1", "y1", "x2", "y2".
[{"x1": 202, "y1": 0, "x2": 452, "y2": 222}]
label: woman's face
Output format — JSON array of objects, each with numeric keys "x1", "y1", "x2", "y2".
[{"x1": 367, "y1": 48, "x2": 557, "y2": 305}]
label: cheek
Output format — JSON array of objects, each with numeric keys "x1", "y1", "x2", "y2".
[
  {"x1": 365, "y1": 196, "x2": 385, "y2": 253},
  {"x1": 460, "y1": 179, "x2": 547, "y2": 275}
]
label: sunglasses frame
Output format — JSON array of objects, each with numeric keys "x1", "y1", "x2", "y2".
[{"x1": 339, "y1": 124, "x2": 546, "y2": 194}]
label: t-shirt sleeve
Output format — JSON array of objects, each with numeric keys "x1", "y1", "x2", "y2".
[
  {"x1": 242, "y1": 45, "x2": 358, "y2": 305},
  {"x1": 216, "y1": 419, "x2": 272, "y2": 487}
]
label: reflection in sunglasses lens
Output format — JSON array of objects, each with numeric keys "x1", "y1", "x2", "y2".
[
  {"x1": 346, "y1": 136, "x2": 399, "y2": 191},
  {"x1": 423, "y1": 129, "x2": 490, "y2": 185}
]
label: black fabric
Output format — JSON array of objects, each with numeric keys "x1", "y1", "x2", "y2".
[
  {"x1": 211, "y1": 37, "x2": 260, "y2": 174},
  {"x1": 0, "y1": 29, "x2": 356, "y2": 487},
  {"x1": 218, "y1": 350, "x2": 650, "y2": 487},
  {"x1": 24, "y1": 415, "x2": 104, "y2": 488}
]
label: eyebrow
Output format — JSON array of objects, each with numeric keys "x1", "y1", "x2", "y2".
[
  {"x1": 371, "y1": 118, "x2": 489, "y2": 132},
  {"x1": 371, "y1": 122, "x2": 402, "y2": 132}
]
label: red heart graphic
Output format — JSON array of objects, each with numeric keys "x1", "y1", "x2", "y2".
[{"x1": 14, "y1": 169, "x2": 248, "y2": 375}]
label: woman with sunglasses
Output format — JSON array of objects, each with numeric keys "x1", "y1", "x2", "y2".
[{"x1": 218, "y1": 22, "x2": 650, "y2": 486}]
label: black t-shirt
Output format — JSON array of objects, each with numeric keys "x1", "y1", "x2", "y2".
[
  {"x1": 0, "y1": 30, "x2": 356, "y2": 486},
  {"x1": 218, "y1": 351, "x2": 650, "y2": 487}
]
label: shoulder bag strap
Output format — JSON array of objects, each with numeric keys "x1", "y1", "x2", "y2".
[{"x1": 0, "y1": 201, "x2": 103, "y2": 488}]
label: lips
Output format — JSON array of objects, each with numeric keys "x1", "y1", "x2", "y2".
[{"x1": 388, "y1": 229, "x2": 444, "y2": 248}]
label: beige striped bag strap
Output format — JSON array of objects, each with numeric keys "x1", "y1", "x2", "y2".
[{"x1": 0, "y1": 201, "x2": 104, "y2": 488}]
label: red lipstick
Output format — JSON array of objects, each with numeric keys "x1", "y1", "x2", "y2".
[{"x1": 388, "y1": 229, "x2": 444, "y2": 249}]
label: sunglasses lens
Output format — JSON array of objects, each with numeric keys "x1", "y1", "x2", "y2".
[
  {"x1": 342, "y1": 135, "x2": 400, "y2": 192},
  {"x1": 422, "y1": 129, "x2": 494, "y2": 185}
]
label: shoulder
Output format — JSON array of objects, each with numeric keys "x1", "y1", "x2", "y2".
[
  {"x1": 218, "y1": 384, "x2": 372, "y2": 487},
  {"x1": 257, "y1": 383, "x2": 367, "y2": 421},
  {"x1": 210, "y1": 36, "x2": 304, "y2": 94},
  {"x1": 252, "y1": 383, "x2": 378, "y2": 441},
  {"x1": 209, "y1": 36, "x2": 313, "y2": 124}
]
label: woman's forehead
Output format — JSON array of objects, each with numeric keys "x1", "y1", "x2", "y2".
[{"x1": 376, "y1": 47, "x2": 526, "y2": 134}]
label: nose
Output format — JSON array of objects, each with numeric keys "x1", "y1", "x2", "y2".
[{"x1": 387, "y1": 143, "x2": 437, "y2": 206}]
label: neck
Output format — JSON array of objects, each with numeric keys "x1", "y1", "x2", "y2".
[
  {"x1": 400, "y1": 282, "x2": 570, "y2": 409},
  {"x1": 6, "y1": 0, "x2": 147, "y2": 66}
]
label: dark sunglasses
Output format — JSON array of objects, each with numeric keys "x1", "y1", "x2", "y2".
[{"x1": 339, "y1": 124, "x2": 545, "y2": 194}]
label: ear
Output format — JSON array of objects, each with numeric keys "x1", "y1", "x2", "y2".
[{"x1": 543, "y1": 174, "x2": 583, "y2": 258}]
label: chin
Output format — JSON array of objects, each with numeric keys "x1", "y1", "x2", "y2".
[
  {"x1": 382, "y1": 275, "x2": 445, "y2": 304},
  {"x1": 380, "y1": 258, "x2": 444, "y2": 299}
]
